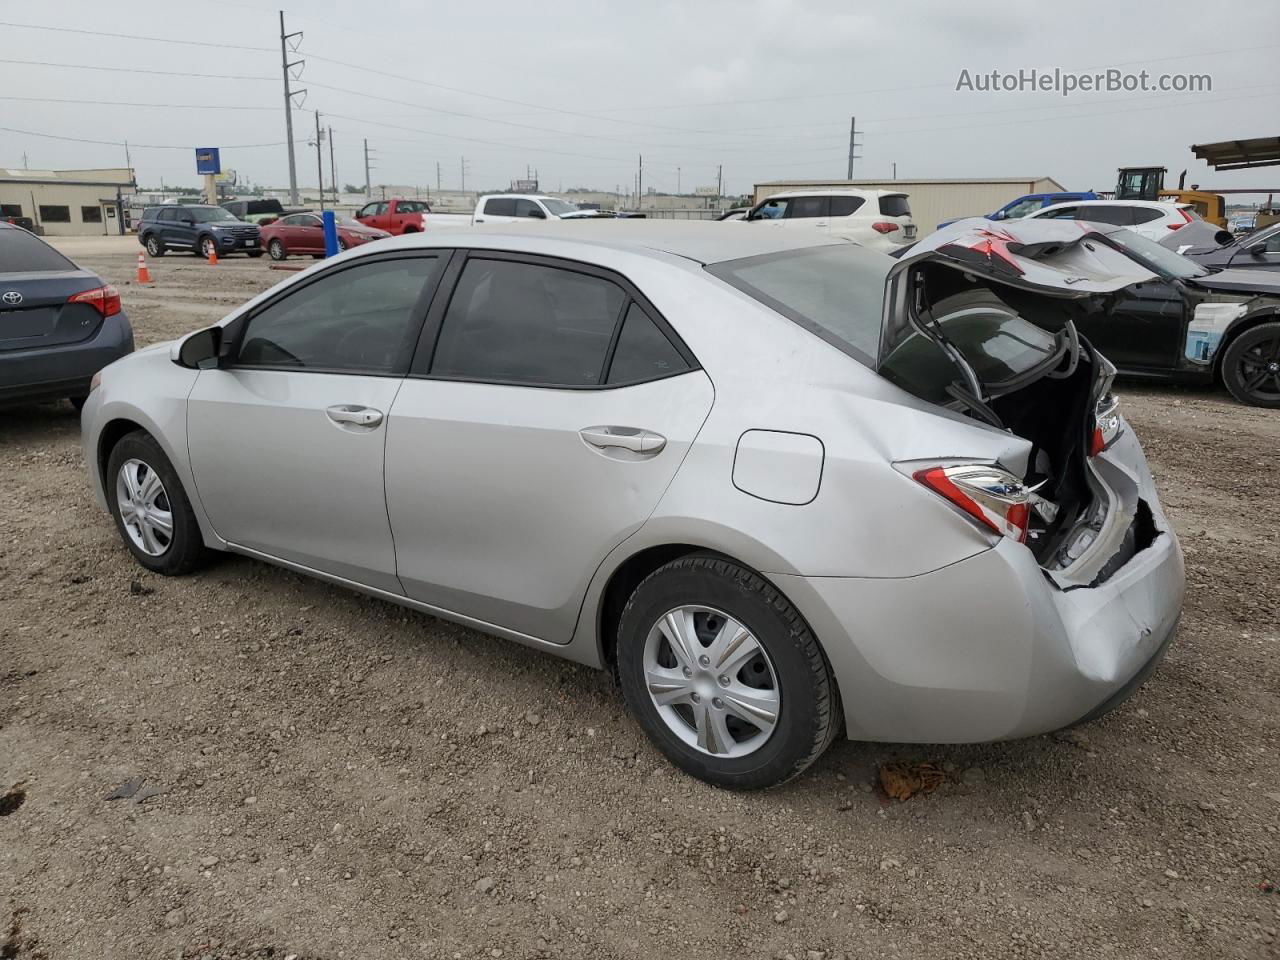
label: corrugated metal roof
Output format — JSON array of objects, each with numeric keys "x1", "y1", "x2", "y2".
[{"x1": 1191, "y1": 137, "x2": 1280, "y2": 171}]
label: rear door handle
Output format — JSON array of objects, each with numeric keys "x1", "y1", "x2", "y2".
[
  {"x1": 580, "y1": 426, "x2": 666, "y2": 454},
  {"x1": 326, "y1": 404, "x2": 383, "y2": 427}
]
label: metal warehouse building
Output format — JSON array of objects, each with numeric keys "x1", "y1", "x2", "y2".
[
  {"x1": 0, "y1": 168, "x2": 137, "y2": 236},
  {"x1": 753, "y1": 177, "x2": 1068, "y2": 234}
]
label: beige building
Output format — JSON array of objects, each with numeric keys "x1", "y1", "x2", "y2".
[
  {"x1": 753, "y1": 177, "x2": 1068, "y2": 233},
  {"x1": 0, "y1": 168, "x2": 137, "y2": 236}
]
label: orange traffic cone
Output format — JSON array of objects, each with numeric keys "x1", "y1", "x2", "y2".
[
  {"x1": 136, "y1": 253, "x2": 151, "y2": 284},
  {"x1": 207, "y1": 245, "x2": 218, "y2": 266}
]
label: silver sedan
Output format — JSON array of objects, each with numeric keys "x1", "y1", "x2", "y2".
[{"x1": 81, "y1": 221, "x2": 1184, "y2": 789}]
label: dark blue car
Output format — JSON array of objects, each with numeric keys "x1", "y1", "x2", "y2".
[
  {"x1": 0, "y1": 222, "x2": 134, "y2": 409},
  {"x1": 137, "y1": 204, "x2": 263, "y2": 259}
]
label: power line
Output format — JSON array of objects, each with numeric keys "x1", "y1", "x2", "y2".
[
  {"x1": 0, "y1": 95, "x2": 277, "y2": 110},
  {"x1": 0, "y1": 57, "x2": 274, "y2": 82},
  {"x1": 0, "y1": 20, "x2": 273, "y2": 51},
  {"x1": 0, "y1": 125, "x2": 302, "y2": 151}
]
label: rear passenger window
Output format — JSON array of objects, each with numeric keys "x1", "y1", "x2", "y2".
[
  {"x1": 1130, "y1": 208, "x2": 1164, "y2": 225},
  {"x1": 829, "y1": 196, "x2": 864, "y2": 217},
  {"x1": 878, "y1": 195, "x2": 911, "y2": 217},
  {"x1": 484, "y1": 198, "x2": 517, "y2": 217},
  {"x1": 237, "y1": 256, "x2": 441, "y2": 374},
  {"x1": 787, "y1": 196, "x2": 829, "y2": 219},
  {"x1": 607, "y1": 304, "x2": 689, "y2": 384},
  {"x1": 431, "y1": 259, "x2": 625, "y2": 386}
]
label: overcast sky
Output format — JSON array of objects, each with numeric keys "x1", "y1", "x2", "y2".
[{"x1": 2, "y1": 0, "x2": 1278, "y2": 199}]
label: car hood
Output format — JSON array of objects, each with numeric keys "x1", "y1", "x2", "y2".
[{"x1": 1187, "y1": 266, "x2": 1280, "y2": 296}]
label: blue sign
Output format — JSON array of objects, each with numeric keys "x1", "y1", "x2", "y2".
[{"x1": 195, "y1": 147, "x2": 221, "y2": 175}]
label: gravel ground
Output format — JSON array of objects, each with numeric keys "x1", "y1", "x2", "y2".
[{"x1": 2, "y1": 238, "x2": 1278, "y2": 960}]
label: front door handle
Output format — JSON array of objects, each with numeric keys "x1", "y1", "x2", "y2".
[
  {"x1": 326, "y1": 404, "x2": 383, "y2": 427},
  {"x1": 580, "y1": 426, "x2": 666, "y2": 455}
]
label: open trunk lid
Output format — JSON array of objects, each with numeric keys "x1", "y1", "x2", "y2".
[{"x1": 877, "y1": 219, "x2": 1160, "y2": 586}]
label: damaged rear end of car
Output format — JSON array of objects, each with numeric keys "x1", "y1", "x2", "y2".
[{"x1": 880, "y1": 220, "x2": 1172, "y2": 592}]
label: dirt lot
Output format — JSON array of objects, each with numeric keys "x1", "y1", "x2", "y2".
[{"x1": 2, "y1": 237, "x2": 1278, "y2": 959}]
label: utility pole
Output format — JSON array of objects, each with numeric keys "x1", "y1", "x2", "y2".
[
  {"x1": 436, "y1": 162, "x2": 441, "y2": 192},
  {"x1": 279, "y1": 11, "x2": 305, "y2": 206},
  {"x1": 846, "y1": 116, "x2": 861, "y2": 180},
  {"x1": 327, "y1": 125, "x2": 337, "y2": 202},
  {"x1": 892, "y1": 161, "x2": 897, "y2": 180},
  {"x1": 460, "y1": 156, "x2": 467, "y2": 192},
  {"x1": 313, "y1": 111, "x2": 325, "y2": 212},
  {"x1": 716, "y1": 164, "x2": 722, "y2": 209},
  {"x1": 21, "y1": 150, "x2": 28, "y2": 169},
  {"x1": 637, "y1": 154, "x2": 643, "y2": 208},
  {"x1": 677, "y1": 166, "x2": 681, "y2": 195},
  {"x1": 363, "y1": 139, "x2": 373, "y2": 199}
]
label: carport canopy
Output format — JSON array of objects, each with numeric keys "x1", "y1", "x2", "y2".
[{"x1": 1191, "y1": 136, "x2": 1280, "y2": 170}]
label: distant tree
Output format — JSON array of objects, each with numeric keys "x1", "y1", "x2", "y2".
[{"x1": 343, "y1": 183, "x2": 363, "y2": 194}]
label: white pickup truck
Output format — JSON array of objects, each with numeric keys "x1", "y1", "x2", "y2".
[{"x1": 420, "y1": 194, "x2": 609, "y2": 230}]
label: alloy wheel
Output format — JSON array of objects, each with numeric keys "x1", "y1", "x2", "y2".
[
  {"x1": 115, "y1": 459, "x2": 174, "y2": 557},
  {"x1": 201, "y1": 237, "x2": 215, "y2": 258},
  {"x1": 1235, "y1": 334, "x2": 1280, "y2": 402},
  {"x1": 643, "y1": 605, "x2": 780, "y2": 758},
  {"x1": 269, "y1": 239, "x2": 286, "y2": 260},
  {"x1": 145, "y1": 235, "x2": 160, "y2": 256}
]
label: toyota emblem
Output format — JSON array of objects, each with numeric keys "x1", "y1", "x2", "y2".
[{"x1": 1, "y1": 291, "x2": 22, "y2": 305}]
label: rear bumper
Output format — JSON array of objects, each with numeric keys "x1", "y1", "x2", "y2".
[
  {"x1": 775, "y1": 436, "x2": 1185, "y2": 743},
  {"x1": 0, "y1": 311, "x2": 133, "y2": 405}
]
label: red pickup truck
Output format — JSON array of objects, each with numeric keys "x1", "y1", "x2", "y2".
[{"x1": 353, "y1": 198, "x2": 430, "y2": 234}]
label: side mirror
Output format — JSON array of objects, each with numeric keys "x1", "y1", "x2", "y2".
[
  {"x1": 1249, "y1": 242, "x2": 1267, "y2": 257},
  {"x1": 527, "y1": 209, "x2": 547, "y2": 219},
  {"x1": 175, "y1": 327, "x2": 221, "y2": 369},
  {"x1": 181, "y1": 216, "x2": 195, "y2": 225}
]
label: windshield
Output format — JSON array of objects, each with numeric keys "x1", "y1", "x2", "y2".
[
  {"x1": 191, "y1": 207, "x2": 238, "y2": 223},
  {"x1": 541, "y1": 198, "x2": 580, "y2": 216},
  {"x1": 1102, "y1": 227, "x2": 1210, "y2": 279},
  {"x1": 706, "y1": 245, "x2": 888, "y2": 365}
]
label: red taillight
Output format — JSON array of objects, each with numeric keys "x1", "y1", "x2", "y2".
[
  {"x1": 1167, "y1": 208, "x2": 1193, "y2": 230},
  {"x1": 913, "y1": 464, "x2": 1031, "y2": 543},
  {"x1": 871, "y1": 221, "x2": 900, "y2": 234},
  {"x1": 68, "y1": 284, "x2": 121, "y2": 318}
]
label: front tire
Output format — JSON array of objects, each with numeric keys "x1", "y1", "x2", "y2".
[
  {"x1": 1221, "y1": 321, "x2": 1280, "y2": 407},
  {"x1": 144, "y1": 234, "x2": 164, "y2": 257},
  {"x1": 247, "y1": 250, "x2": 264, "y2": 259},
  {"x1": 106, "y1": 431, "x2": 211, "y2": 576},
  {"x1": 616, "y1": 555, "x2": 840, "y2": 789},
  {"x1": 199, "y1": 236, "x2": 217, "y2": 259},
  {"x1": 268, "y1": 239, "x2": 287, "y2": 260}
]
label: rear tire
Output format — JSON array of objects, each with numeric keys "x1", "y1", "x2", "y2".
[
  {"x1": 268, "y1": 239, "x2": 287, "y2": 261},
  {"x1": 247, "y1": 250, "x2": 264, "y2": 259},
  {"x1": 1221, "y1": 321, "x2": 1280, "y2": 407},
  {"x1": 106, "y1": 431, "x2": 211, "y2": 576},
  {"x1": 616, "y1": 554, "x2": 840, "y2": 789},
  {"x1": 144, "y1": 234, "x2": 164, "y2": 257}
]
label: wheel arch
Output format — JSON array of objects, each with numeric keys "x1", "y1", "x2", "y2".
[
  {"x1": 1214, "y1": 308, "x2": 1280, "y2": 381},
  {"x1": 97, "y1": 416, "x2": 148, "y2": 490}
]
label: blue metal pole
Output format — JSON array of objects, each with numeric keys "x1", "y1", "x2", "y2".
[{"x1": 322, "y1": 210, "x2": 339, "y2": 257}]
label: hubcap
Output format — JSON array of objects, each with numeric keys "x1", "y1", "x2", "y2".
[
  {"x1": 643, "y1": 605, "x2": 780, "y2": 758},
  {"x1": 1238, "y1": 335, "x2": 1280, "y2": 400},
  {"x1": 115, "y1": 459, "x2": 174, "y2": 557}
]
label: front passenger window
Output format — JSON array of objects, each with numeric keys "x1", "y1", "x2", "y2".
[{"x1": 237, "y1": 256, "x2": 441, "y2": 374}]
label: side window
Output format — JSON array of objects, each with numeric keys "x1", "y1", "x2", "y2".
[
  {"x1": 484, "y1": 198, "x2": 517, "y2": 217},
  {"x1": 398, "y1": 201, "x2": 426, "y2": 214},
  {"x1": 158, "y1": 209, "x2": 178, "y2": 223},
  {"x1": 431, "y1": 258, "x2": 625, "y2": 386},
  {"x1": 829, "y1": 195, "x2": 865, "y2": 217},
  {"x1": 357, "y1": 204, "x2": 375, "y2": 218},
  {"x1": 515, "y1": 199, "x2": 545, "y2": 218},
  {"x1": 1130, "y1": 207, "x2": 1164, "y2": 225},
  {"x1": 237, "y1": 256, "x2": 441, "y2": 374},
  {"x1": 753, "y1": 199, "x2": 788, "y2": 220},
  {"x1": 786, "y1": 196, "x2": 828, "y2": 219},
  {"x1": 1079, "y1": 206, "x2": 1133, "y2": 226},
  {"x1": 607, "y1": 303, "x2": 690, "y2": 385},
  {"x1": 1038, "y1": 206, "x2": 1077, "y2": 220},
  {"x1": 302, "y1": 215, "x2": 322, "y2": 227},
  {"x1": 1001, "y1": 197, "x2": 1043, "y2": 219}
]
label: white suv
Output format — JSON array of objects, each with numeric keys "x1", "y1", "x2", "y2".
[
  {"x1": 1023, "y1": 199, "x2": 1198, "y2": 241},
  {"x1": 739, "y1": 190, "x2": 916, "y2": 252}
]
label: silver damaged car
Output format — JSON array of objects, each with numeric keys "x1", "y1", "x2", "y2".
[{"x1": 81, "y1": 221, "x2": 1185, "y2": 789}]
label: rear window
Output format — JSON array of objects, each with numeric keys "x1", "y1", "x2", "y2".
[
  {"x1": 484, "y1": 198, "x2": 517, "y2": 217},
  {"x1": 706, "y1": 245, "x2": 888, "y2": 366},
  {"x1": 0, "y1": 226, "x2": 76, "y2": 273},
  {"x1": 879, "y1": 195, "x2": 911, "y2": 217}
]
